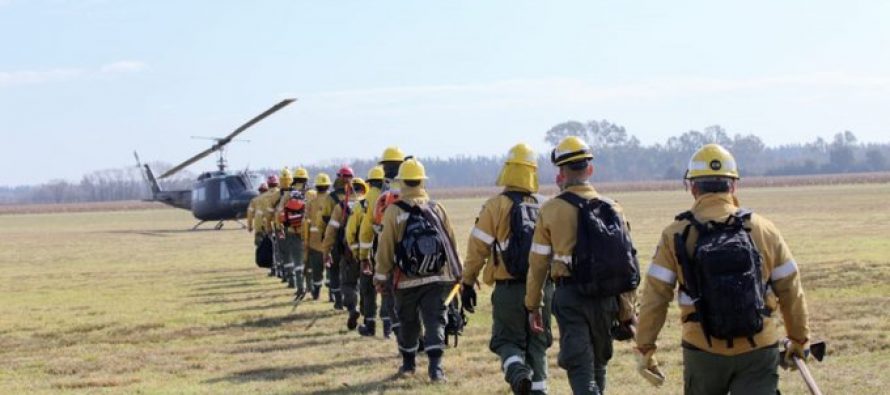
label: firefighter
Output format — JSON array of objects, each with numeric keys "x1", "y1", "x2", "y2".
[
  {"x1": 358, "y1": 147, "x2": 406, "y2": 338},
  {"x1": 288, "y1": 167, "x2": 311, "y2": 299},
  {"x1": 635, "y1": 144, "x2": 811, "y2": 394},
  {"x1": 246, "y1": 182, "x2": 268, "y2": 245},
  {"x1": 461, "y1": 143, "x2": 552, "y2": 394},
  {"x1": 326, "y1": 177, "x2": 367, "y2": 330},
  {"x1": 256, "y1": 175, "x2": 281, "y2": 277},
  {"x1": 525, "y1": 136, "x2": 638, "y2": 395},
  {"x1": 356, "y1": 166, "x2": 385, "y2": 336},
  {"x1": 302, "y1": 172, "x2": 332, "y2": 300},
  {"x1": 373, "y1": 158, "x2": 462, "y2": 382},
  {"x1": 273, "y1": 167, "x2": 295, "y2": 286},
  {"x1": 318, "y1": 166, "x2": 355, "y2": 309}
]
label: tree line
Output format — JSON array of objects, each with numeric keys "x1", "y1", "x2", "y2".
[{"x1": 2, "y1": 123, "x2": 888, "y2": 204}]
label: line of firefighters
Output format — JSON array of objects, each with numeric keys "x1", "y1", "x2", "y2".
[{"x1": 244, "y1": 138, "x2": 812, "y2": 395}]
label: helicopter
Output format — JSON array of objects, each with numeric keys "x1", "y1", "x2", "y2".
[{"x1": 136, "y1": 98, "x2": 296, "y2": 230}]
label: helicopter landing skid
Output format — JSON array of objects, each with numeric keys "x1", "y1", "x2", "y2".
[{"x1": 191, "y1": 220, "x2": 248, "y2": 231}]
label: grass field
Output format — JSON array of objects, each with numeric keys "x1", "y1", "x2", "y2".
[{"x1": 1, "y1": 183, "x2": 888, "y2": 394}]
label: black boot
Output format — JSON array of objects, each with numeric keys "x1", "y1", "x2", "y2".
[
  {"x1": 286, "y1": 271, "x2": 295, "y2": 288},
  {"x1": 268, "y1": 267, "x2": 276, "y2": 277},
  {"x1": 333, "y1": 292, "x2": 343, "y2": 310},
  {"x1": 311, "y1": 286, "x2": 320, "y2": 300},
  {"x1": 507, "y1": 365, "x2": 533, "y2": 395},
  {"x1": 358, "y1": 319, "x2": 376, "y2": 337},
  {"x1": 294, "y1": 287, "x2": 307, "y2": 302},
  {"x1": 398, "y1": 351, "x2": 416, "y2": 377},
  {"x1": 381, "y1": 318, "x2": 392, "y2": 339},
  {"x1": 328, "y1": 288, "x2": 335, "y2": 303},
  {"x1": 427, "y1": 349, "x2": 446, "y2": 383},
  {"x1": 347, "y1": 310, "x2": 360, "y2": 330}
]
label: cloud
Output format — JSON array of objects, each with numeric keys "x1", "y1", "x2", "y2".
[
  {"x1": 100, "y1": 60, "x2": 147, "y2": 74},
  {"x1": 0, "y1": 60, "x2": 148, "y2": 87}
]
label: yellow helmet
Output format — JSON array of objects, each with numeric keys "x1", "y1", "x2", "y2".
[
  {"x1": 498, "y1": 143, "x2": 538, "y2": 192},
  {"x1": 396, "y1": 158, "x2": 427, "y2": 181},
  {"x1": 293, "y1": 167, "x2": 309, "y2": 180},
  {"x1": 550, "y1": 136, "x2": 593, "y2": 166},
  {"x1": 505, "y1": 143, "x2": 537, "y2": 168},
  {"x1": 685, "y1": 144, "x2": 739, "y2": 179},
  {"x1": 351, "y1": 177, "x2": 369, "y2": 195},
  {"x1": 279, "y1": 167, "x2": 294, "y2": 188},
  {"x1": 367, "y1": 165, "x2": 385, "y2": 181},
  {"x1": 314, "y1": 172, "x2": 332, "y2": 187},
  {"x1": 379, "y1": 146, "x2": 406, "y2": 163}
]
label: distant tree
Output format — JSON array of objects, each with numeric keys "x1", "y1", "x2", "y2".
[
  {"x1": 544, "y1": 121, "x2": 587, "y2": 147},
  {"x1": 828, "y1": 131, "x2": 858, "y2": 172},
  {"x1": 865, "y1": 149, "x2": 887, "y2": 171}
]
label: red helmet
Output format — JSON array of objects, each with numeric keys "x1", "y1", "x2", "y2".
[
  {"x1": 337, "y1": 165, "x2": 354, "y2": 178},
  {"x1": 266, "y1": 175, "x2": 279, "y2": 186},
  {"x1": 258, "y1": 183, "x2": 269, "y2": 193}
]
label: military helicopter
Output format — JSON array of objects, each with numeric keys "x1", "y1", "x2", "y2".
[{"x1": 136, "y1": 98, "x2": 296, "y2": 230}]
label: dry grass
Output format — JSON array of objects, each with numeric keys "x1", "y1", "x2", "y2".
[{"x1": 0, "y1": 183, "x2": 888, "y2": 394}]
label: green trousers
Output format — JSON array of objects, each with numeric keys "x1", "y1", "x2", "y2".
[
  {"x1": 284, "y1": 232, "x2": 304, "y2": 293},
  {"x1": 359, "y1": 272, "x2": 378, "y2": 319},
  {"x1": 683, "y1": 344, "x2": 780, "y2": 395},
  {"x1": 491, "y1": 281, "x2": 553, "y2": 394},
  {"x1": 340, "y1": 254, "x2": 360, "y2": 312},
  {"x1": 552, "y1": 284, "x2": 618, "y2": 395},
  {"x1": 308, "y1": 249, "x2": 325, "y2": 290},
  {"x1": 395, "y1": 282, "x2": 449, "y2": 356}
]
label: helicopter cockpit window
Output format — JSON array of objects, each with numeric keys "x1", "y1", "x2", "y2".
[
  {"x1": 192, "y1": 187, "x2": 206, "y2": 202},
  {"x1": 220, "y1": 182, "x2": 229, "y2": 200},
  {"x1": 225, "y1": 177, "x2": 247, "y2": 194}
]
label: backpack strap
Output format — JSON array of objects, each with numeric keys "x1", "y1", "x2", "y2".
[
  {"x1": 556, "y1": 191, "x2": 588, "y2": 207},
  {"x1": 393, "y1": 200, "x2": 413, "y2": 213}
]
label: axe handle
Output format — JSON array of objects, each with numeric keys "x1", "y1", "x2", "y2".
[{"x1": 794, "y1": 356, "x2": 823, "y2": 395}]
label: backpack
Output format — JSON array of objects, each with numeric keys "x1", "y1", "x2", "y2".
[
  {"x1": 495, "y1": 191, "x2": 539, "y2": 279},
  {"x1": 556, "y1": 193, "x2": 640, "y2": 297},
  {"x1": 255, "y1": 236, "x2": 273, "y2": 268},
  {"x1": 393, "y1": 201, "x2": 447, "y2": 277},
  {"x1": 279, "y1": 192, "x2": 306, "y2": 230},
  {"x1": 675, "y1": 209, "x2": 770, "y2": 348}
]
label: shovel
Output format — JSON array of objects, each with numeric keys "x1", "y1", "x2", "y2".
[{"x1": 782, "y1": 340, "x2": 827, "y2": 395}]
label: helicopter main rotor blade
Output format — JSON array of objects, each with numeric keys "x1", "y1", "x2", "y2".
[{"x1": 158, "y1": 98, "x2": 297, "y2": 179}]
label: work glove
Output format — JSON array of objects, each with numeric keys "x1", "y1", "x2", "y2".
[
  {"x1": 635, "y1": 347, "x2": 665, "y2": 387},
  {"x1": 611, "y1": 316, "x2": 637, "y2": 341},
  {"x1": 324, "y1": 254, "x2": 332, "y2": 268},
  {"x1": 460, "y1": 283, "x2": 477, "y2": 314},
  {"x1": 360, "y1": 259, "x2": 373, "y2": 275},
  {"x1": 373, "y1": 277, "x2": 386, "y2": 294},
  {"x1": 247, "y1": 225, "x2": 253, "y2": 233},
  {"x1": 782, "y1": 338, "x2": 810, "y2": 370},
  {"x1": 528, "y1": 309, "x2": 544, "y2": 334}
]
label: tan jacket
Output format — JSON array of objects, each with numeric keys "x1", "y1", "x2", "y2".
[
  {"x1": 302, "y1": 190, "x2": 332, "y2": 253},
  {"x1": 346, "y1": 199, "x2": 367, "y2": 257},
  {"x1": 255, "y1": 187, "x2": 281, "y2": 234},
  {"x1": 357, "y1": 185, "x2": 382, "y2": 260},
  {"x1": 373, "y1": 186, "x2": 459, "y2": 289},
  {"x1": 247, "y1": 195, "x2": 264, "y2": 233},
  {"x1": 524, "y1": 184, "x2": 636, "y2": 321},
  {"x1": 463, "y1": 187, "x2": 543, "y2": 286},
  {"x1": 321, "y1": 193, "x2": 358, "y2": 254},
  {"x1": 636, "y1": 193, "x2": 810, "y2": 356}
]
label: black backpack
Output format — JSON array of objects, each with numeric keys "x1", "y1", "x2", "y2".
[
  {"x1": 255, "y1": 236, "x2": 273, "y2": 268},
  {"x1": 557, "y1": 193, "x2": 640, "y2": 297},
  {"x1": 394, "y1": 201, "x2": 447, "y2": 277},
  {"x1": 495, "y1": 191, "x2": 539, "y2": 279},
  {"x1": 329, "y1": 193, "x2": 352, "y2": 255},
  {"x1": 675, "y1": 209, "x2": 770, "y2": 348}
]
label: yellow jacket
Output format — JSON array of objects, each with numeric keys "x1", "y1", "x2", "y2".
[
  {"x1": 463, "y1": 187, "x2": 543, "y2": 286},
  {"x1": 302, "y1": 190, "x2": 332, "y2": 253},
  {"x1": 247, "y1": 195, "x2": 264, "y2": 233},
  {"x1": 373, "y1": 186, "x2": 460, "y2": 289},
  {"x1": 636, "y1": 193, "x2": 810, "y2": 356},
  {"x1": 321, "y1": 193, "x2": 360, "y2": 254},
  {"x1": 346, "y1": 198, "x2": 368, "y2": 256},
  {"x1": 273, "y1": 183, "x2": 309, "y2": 234},
  {"x1": 357, "y1": 185, "x2": 382, "y2": 260},
  {"x1": 524, "y1": 184, "x2": 636, "y2": 321},
  {"x1": 255, "y1": 187, "x2": 281, "y2": 234}
]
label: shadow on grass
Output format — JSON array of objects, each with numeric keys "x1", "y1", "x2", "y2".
[
  {"x1": 213, "y1": 302, "x2": 295, "y2": 314},
  {"x1": 210, "y1": 309, "x2": 340, "y2": 331},
  {"x1": 226, "y1": 336, "x2": 365, "y2": 355},
  {"x1": 205, "y1": 355, "x2": 392, "y2": 384}
]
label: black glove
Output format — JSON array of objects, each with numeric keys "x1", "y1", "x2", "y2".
[{"x1": 460, "y1": 283, "x2": 477, "y2": 313}]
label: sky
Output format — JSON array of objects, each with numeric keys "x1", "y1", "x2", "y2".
[{"x1": 1, "y1": 0, "x2": 888, "y2": 186}]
